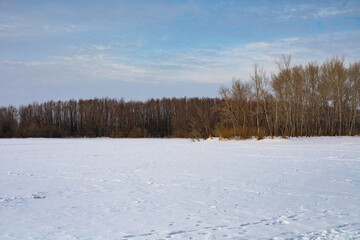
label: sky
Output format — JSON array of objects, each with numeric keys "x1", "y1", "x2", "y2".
[{"x1": 1, "y1": 0, "x2": 360, "y2": 106}]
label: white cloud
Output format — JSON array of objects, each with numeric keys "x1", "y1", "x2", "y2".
[
  {"x1": 2, "y1": 60, "x2": 59, "y2": 67},
  {"x1": 316, "y1": 9, "x2": 349, "y2": 17},
  {"x1": 49, "y1": 53, "x2": 148, "y2": 82},
  {"x1": 42, "y1": 24, "x2": 87, "y2": 34},
  {"x1": 0, "y1": 13, "x2": 88, "y2": 39},
  {"x1": 91, "y1": 45, "x2": 112, "y2": 51},
  {"x1": 248, "y1": 2, "x2": 360, "y2": 21},
  {"x1": 1, "y1": 30, "x2": 359, "y2": 85},
  {"x1": 136, "y1": 31, "x2": 360, "y2": 83}
]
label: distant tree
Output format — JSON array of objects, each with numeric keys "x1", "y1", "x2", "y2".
[
  {"x1": 348, "y1": 62, "x2": 360, "y2": 135},
  {"x1": 0, "y1": 106, "x2": 18, "y2": 137},
  {"x1": 1, "y1": 57, "x2": 359, "y2": 138}
]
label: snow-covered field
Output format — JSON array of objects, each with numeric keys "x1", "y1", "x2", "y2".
[{"x1": 0, "y1": 137, "x2": 359, "y2": 239}]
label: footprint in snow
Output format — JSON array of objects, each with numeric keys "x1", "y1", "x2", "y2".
[{"x1": 32, "y1": 192, "x2": 47, "y2": 199}]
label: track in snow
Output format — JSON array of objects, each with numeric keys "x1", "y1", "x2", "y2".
[{"x1": 0, "y1": 137, "x2": 359, "y2": 239}]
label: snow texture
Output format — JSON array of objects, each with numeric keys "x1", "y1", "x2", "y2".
[{"x1": 0, "y1": 137, "x2": 359, "y2": 239}]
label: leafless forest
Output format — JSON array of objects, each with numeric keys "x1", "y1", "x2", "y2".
[{"x1": 1, "y1": 57, "x2": 359, "y2": 139}]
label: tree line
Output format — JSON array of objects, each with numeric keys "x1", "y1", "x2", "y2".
[
  {"x1": 1, "y1": 56, "x2": 359, "y2": 139},
  {"x1": 0, "y1": 97, "x2": 221, "y2": 138}
]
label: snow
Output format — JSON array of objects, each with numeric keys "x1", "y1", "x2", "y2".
[{"x1": 0, "y1": 137, "x2": 359, "y2": 239}]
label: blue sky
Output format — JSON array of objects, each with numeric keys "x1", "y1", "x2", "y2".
[{"x1": 1, "y1": 0, "x2": 360, "y2": 106}]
